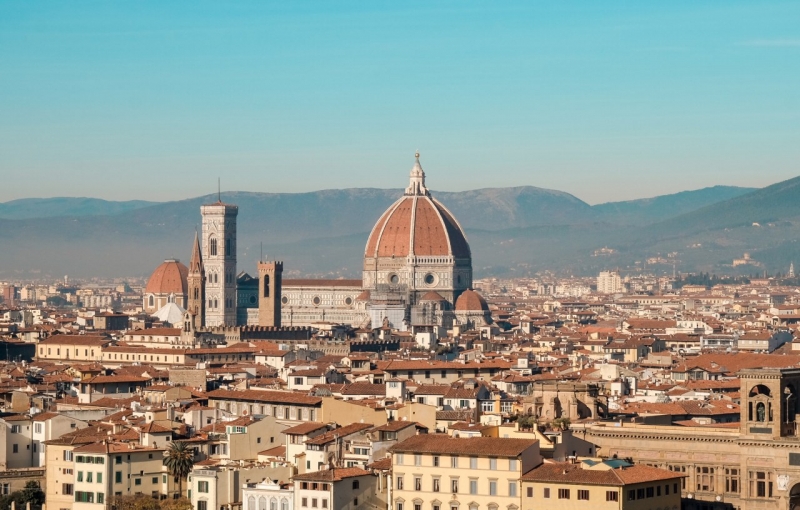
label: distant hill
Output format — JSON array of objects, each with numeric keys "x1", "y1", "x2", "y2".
[
  {"x1": 652, "y1": 176, "x2": 800, "y2": 235},
  {"x1": 592, "y1": 186, "x2": 756, "y2": 226},
  {"x1": 0, "y1": 197, "x2": 157, "y2": 220},
  {"x1": 0, "y1": 182, "x2": 789, "y2": 279}
]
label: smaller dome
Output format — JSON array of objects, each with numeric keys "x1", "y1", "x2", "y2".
[
  {"x1": 455, "y1": 289, "x2": 489, "y2": 312},
  {"x1": 145, "y1": 259, "x2": 189, "y2": 295},
  {"x1": 420, "y1": 291, "x2": 446, "y2": 302}
]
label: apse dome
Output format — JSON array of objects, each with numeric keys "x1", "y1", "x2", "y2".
[
  {"x1": 455, "y1": 289, "x2": 489, "y2": 312},
  {"x1": 143, "y1": 259, "x2": 189, "y2": 314},
  {"x1": 145, "y1": 259, "x2": 188, "y2": 295}
]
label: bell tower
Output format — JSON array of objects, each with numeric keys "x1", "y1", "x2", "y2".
[
  {"x1": 258, "y1": 261, "x2": 282, "y2": 327},
  {"x1": 187, "y1": 231, "x2": 205, "y2": 329},
  {"x1": 201, "y1": 198, "x2": 238, "y2": 326}
]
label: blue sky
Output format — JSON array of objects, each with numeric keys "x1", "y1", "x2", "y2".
[{"x1": 1, "y1": 1, "x2": 798, "y2": 204}]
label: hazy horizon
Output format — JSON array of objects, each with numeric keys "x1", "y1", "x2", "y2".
[{"x1": 0, "y1": 181, "x2": 765, "y2": 208}]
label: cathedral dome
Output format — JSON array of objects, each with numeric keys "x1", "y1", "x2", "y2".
[
  {"x1": 145, "y1": 259, "x2": 189, "y2": 295},
  {"x1": 364, "y1": 154, "x2": 470, "y2": 259},
  {"x1": 455, "y1": 289, "x2": 489, "y2": 312}
]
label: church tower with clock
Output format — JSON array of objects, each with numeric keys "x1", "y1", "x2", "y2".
[{"x1": 201, "y1": 198, "x2": 238, "y2": 326}]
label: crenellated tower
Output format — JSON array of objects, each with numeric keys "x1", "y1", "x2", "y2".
[{"x1": 258, "y1": 261, "x2": 283, "y2": 327}]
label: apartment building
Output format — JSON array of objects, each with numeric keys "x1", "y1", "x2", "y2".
[
  {"x1": 378, "y1": 360, "x2": 512, "y2": 385},
  {"x1": 293, "y1": 467, "x2": 383, "y2": 510},
  {"x1": 597, "y1": 272, "x2": 623, "y2": 294},
  {"x1": 520, "y1": 459, "x2": 684, "y2": 510},
  {"x1": 70, "y1": 440, "x2": 167, "y2": 508},
  {"x1": 32, "y1": 412, "x2": 89, "y2": 467},
  {"x1": 43, "y1": 424, "x2": 117, "y2": 510},
  {"x1": 206, "y1": 389, "x2": 323, "y2": 423},
  {"x1": 1, "y1": 415, "x2": 35, "y2": 470},
  {"x1": 36, "y1": 335, "x2": 112, "y2": 363},
  {"x1": 389, "y1": 435, "x2": 541, "y2": 510}
]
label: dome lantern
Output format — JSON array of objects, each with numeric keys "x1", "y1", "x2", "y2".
[{"x1": 405, "y1": 152, "x2": 429, "y2": 197}]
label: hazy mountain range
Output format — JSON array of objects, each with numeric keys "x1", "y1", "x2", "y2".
[{"x1": 5, "y1": 179, "x2": 800, "y2": 280}]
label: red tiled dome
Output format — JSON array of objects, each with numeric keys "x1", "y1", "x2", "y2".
[
  {"x1": 455, "y1": 289, "x2": 489, "y2": 312},
  {"x1": 145, "y1": 259, "x2": 188, "y2": 295},
  {"x1": 365, "y1": 195, "x2": 470, "y2": 259}
]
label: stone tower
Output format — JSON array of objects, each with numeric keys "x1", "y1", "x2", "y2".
[
  {"x1": 258, "y1": 261, "x2": 282, "y2": 327},
  {"x1": 740, "y1": 368, "x2": 800, "y2": 440},
  {"x1": 201, "y1": 199, "x2": 238, "y2": 326},
  {"x1": 187, "y1": 231, "x2": 205, "y2": 329}
]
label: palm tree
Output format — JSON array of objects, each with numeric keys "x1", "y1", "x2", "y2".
[{"x1": 163, "y1": 441, "x2": 195, "y2": 497}]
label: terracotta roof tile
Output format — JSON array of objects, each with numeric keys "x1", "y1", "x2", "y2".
[
  {"x1": 390, "y1": 435, "x2": 536, "y2": 457},
  {"x1": 521, "y1": 462, "x2": 684, "y2": 486},
  {"x1": 207, "y1": 389, "x2": 322, "y2": 406},
  {"x1": 292, "y1": 467, "x2": 372, "y2": 482}
]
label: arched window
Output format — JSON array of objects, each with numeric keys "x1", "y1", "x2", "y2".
[
  {"x1": 194, "y1": 288, "x2": 199, "y2": 300},
  {"x1": 148, "y1": 295, "x2": 154, "y2": 307},
  {"x1": 264, "y1": 275, "x2": 270, "y2": 298},
  {"x1": 226, "y1": 238, "x2": 231, "y2": 256},
  {"x1": 281, "y1": 500, "x2": 288, "y2": 510},
  {"x1": 258, "y1": 497, "x2": 266, "y2": 510},
  {"x1": 248, "y1": 496, "x2": 255, "y2": 510},
  {"x1": 269, "y1": 498, "x2": 277, "y2": 510},
  {"x1": 210, "y1": 236, "x2": 217, "y2": 256}
]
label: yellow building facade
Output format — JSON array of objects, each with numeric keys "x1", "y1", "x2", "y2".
[{"x1": 390, "y1": 435, "x2": 541, "y2": 510}]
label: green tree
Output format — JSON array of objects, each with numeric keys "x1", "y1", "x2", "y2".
[
  {"x1": 45, "y1": 295, "x2": 68, "y2": 307},
  {"x1": 0, "y1": 482, "x2": 45, "y2": 510},
  {"x1": 163, "y1": 442, "x2": 195, "y2": 496},
  {"x1": 19, "y1": 482, "x2": 45, "y2": 510},
  {"x1": 108, "y1": 494, "x2": 160, "y2": 510},
  {"x1": 552, "y1": 417, "x2": 571, "y2": 431},
  {"x1": 160, "y1": 498, "x2": 193, "y2": 510},
  {"x1": 517, "y1": 415, "x2": 536, "y2": 430}
]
